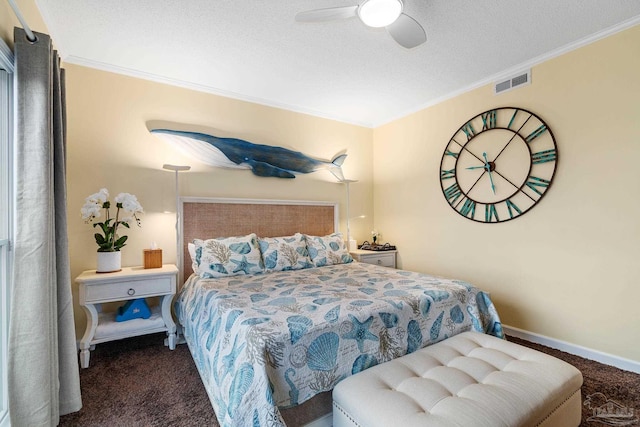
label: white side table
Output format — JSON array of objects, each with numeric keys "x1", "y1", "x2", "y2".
[
  {"x1": 350, "y1": 249, "x2": 397, "y2": 268},
  {"x1": 76, "y1": 264, "x2": 178, "y2": 368}
]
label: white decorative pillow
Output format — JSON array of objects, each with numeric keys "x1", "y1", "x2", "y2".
[
  {"x1": 187, "y1": 242, "x2": 198, "y2": 275},
  {"x1": 258, "y1": 233, "x2": 313, "y2": 272},
  {"x1": 192, "y1": 233, "x2": 264, "y2": 278},
  {"x1": 304, "y1": 232, "x2": 354, "y2": 267}
]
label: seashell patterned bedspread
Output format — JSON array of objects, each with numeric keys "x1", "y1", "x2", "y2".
[{"x1": 175, "y1": 262, "x2": 504, "y2": 427}]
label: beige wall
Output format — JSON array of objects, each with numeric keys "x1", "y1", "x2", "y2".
[
  {"x1": 64, "y1": 66, "x2": 374, "y2": 335},
  {"x1": 0, "y1": 2, "x2": 14, "y2": 47},
  {"x1": 0, "y1": 4, "x2": 374, "y2": 337},
  {"x1": 373, "y1": 25, "x2": 640, "y2": 362},
  {"x1": 0, "y1": 0, "x2": 49, "y2": 49},
  {"x1": 2, "y1": 3, "x2": 638, "y2": 362}
]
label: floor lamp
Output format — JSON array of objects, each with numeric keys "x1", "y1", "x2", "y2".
[
  {"x1": 163, "y1": 164, "x2": 190, "y2": 274},
  {"x1": 340, "y1": 179, "x2": 358, "y2": 251}
]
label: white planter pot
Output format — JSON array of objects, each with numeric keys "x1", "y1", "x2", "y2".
[{"x1": 96, "y1": 251, "x2": 122, "y2": 273}]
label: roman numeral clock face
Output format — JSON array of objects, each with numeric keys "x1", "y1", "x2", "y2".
[{"x1": 439, "y1": 107, "x2": 558, "y2": 223}]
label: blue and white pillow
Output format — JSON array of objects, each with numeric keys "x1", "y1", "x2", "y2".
[
  {"x1": 192, "y1": 233, "x2": 264, "y2": 278},
  {"x1": 304, "y1": 232, "x2": 353, "y2": 267},
  {"x1": 258, "y1": 233, "x2": 313, "y2": 272}
]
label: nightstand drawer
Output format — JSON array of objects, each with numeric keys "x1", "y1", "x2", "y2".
[
  {"x1": 350, "y1": 250, "x2": 397, "y2": 268},
  {"x1": 84, "y1": 276, "x2": 173, "y2": 302},
  {"x1": 362, "y1": 253, "x2": 395, "y2": 267}
]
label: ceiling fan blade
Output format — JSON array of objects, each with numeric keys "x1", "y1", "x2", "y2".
[
  {"x1": 296, "y1": 6, "x2": 358, "y2": 23},
  {"x1": 387, "y1": 13, "x2": 426, "y2": 49}
]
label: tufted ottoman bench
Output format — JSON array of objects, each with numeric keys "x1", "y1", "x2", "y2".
[{"x1": 333, "y1": 331, "x2": 583, "y2": 427}]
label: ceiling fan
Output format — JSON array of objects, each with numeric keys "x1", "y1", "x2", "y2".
[{"x1": 296, "y1": 0, "x2": 426, "y2": 49}]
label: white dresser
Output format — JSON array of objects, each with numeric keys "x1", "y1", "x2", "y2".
[{"x1": 350, "y1": 249, "x2": 397, "y2": 268}]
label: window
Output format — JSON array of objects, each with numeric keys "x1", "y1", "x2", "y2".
[{"x1": 0, "y1": 38, "x2": 14, "y2": 427}]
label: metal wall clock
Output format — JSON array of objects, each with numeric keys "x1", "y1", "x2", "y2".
[{"x1": 439, "y1": 107, "x2": 557, "y2": 223}]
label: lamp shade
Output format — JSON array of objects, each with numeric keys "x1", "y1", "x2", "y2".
[
  {"x1": 358, "y1": 0, "x2": 403, "y2": 28},
  {"x1": 163, "y1": 164, "x2": 191, "y2": 172}
]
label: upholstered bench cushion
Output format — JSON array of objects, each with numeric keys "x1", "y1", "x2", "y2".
[{"x1": 333, "y1": 331, "x2": 583, "y2": 427}]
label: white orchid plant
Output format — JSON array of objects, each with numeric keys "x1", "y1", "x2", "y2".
[{"x1": 81, "y1": 188, "x2": 143, "y2": 252}]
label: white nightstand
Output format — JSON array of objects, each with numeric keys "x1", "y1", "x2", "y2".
[
  {"x1": 350, "y1": 249, "x2": 397, "y2": 268},
  {"x1": 76, "y1": 264, "x2": 178, "y2": 368}
]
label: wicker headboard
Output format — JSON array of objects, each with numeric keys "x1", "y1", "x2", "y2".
[{"x1": 180, "y1": 197, "x2": 339, "y2": 283}]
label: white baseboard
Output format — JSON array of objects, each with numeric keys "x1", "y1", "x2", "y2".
[{"x1": 503, "y1": 325, "x2": 640, "y2": 374}]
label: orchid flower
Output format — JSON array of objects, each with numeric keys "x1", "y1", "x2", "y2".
[{"x1": 81, "y1": 189, "x2": 143, "y2": 252}]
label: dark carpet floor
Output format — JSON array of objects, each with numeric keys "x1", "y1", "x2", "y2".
[{"x1": 59, "y1": 333, "x2": 639, "y2": 426}]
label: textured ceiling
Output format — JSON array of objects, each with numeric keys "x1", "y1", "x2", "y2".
[{"x1": 37, "y1": 0, "x2": 640, "y2": 127}]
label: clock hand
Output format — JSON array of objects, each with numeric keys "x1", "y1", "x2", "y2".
[
  {"x1": 483, "y1": 152, "x2": 496, "y2": 194},
  {"x1": 468, "y1": 152, "x2": 492, "y2": 171},
  {"x1": 487, "y1": 169, "x2": 496, "y2": 194}
]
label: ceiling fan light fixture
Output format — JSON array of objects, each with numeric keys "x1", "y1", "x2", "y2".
[{"x1": 357, "y1": 0, "x2": 403, "y2": 28}]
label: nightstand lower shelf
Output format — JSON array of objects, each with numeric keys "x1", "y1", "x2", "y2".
[{"x1": 93, "y1": 305, "x2": 167, "y2": 343}]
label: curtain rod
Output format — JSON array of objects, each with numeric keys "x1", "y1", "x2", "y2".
[{"x1": 7, "y1": 0, "x2": 37, "y2": 42}]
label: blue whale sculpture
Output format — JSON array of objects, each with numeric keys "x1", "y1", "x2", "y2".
[{"x1": 151, "y1": 129, "x2": 347, "y2": 180}]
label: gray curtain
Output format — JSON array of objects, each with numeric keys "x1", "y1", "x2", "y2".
[{"x1": 8, "y1": 28, "x2": 82, "y2": 425}]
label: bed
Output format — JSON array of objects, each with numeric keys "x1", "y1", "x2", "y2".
[{"x1": 174, "y1": 198, "x2": 504, "y2": 427}]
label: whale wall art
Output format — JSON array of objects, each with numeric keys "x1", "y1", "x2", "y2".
[{"x1": 151, "y1": 129, "x2": 347, "y2": 180}]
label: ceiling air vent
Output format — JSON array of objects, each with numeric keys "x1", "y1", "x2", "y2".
[{"x1": 494, "y1": 70, "x2": 531, "y2": 95}]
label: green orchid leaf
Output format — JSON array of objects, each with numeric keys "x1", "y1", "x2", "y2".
[
  {"x1": 114, "y1": 235, "x2": 128, "y2": 250},
  {"x1": 94, "y1": 221, "x2": 110, "y2": 235}
]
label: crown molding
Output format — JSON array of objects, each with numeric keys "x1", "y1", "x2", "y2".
[
  {"x1": 62, "y1": 55, "x2": 373, "y2": 128},
  {"x1": 374, "y1": 16, "x2": 640, "y2": 127},
  {"x1": 57, "y1": 15, "x2": 640, "y2": 129}
]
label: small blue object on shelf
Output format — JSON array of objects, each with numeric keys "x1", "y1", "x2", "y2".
[{"x1": 116, "y1": 298, "x2": 151, "y2": 322}]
